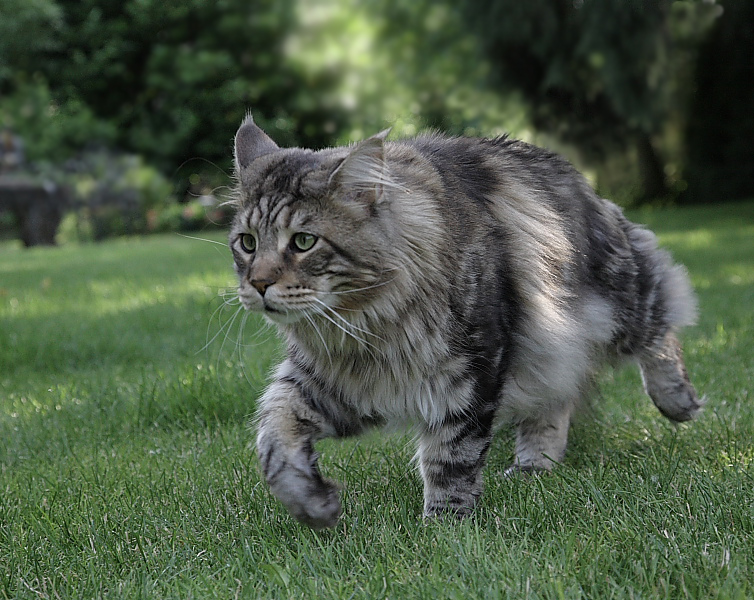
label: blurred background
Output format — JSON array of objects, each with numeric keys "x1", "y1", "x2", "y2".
[{"x1": 1, "y1": 0, "x2": 752, "y2": 246}]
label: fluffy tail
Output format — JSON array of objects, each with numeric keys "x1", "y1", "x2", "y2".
[{"x1": 627, "y1": 225, "x2": 701, "y2": 421}]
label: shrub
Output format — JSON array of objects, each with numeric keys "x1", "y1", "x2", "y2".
[{"x1": 61, "y1": 150, "x2": 175, "y2": 240}]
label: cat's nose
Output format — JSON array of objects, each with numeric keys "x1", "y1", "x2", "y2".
[{"x1": 251, "y1": 279, "x2": 275, "y2": 296}]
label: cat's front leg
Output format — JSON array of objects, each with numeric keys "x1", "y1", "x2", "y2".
[
  {"x1": 417, "y1": 417, "x2": 494, "y2": 519},
  {"x1": 256, "y1": 378, "x2": 341, "y2": 529}
]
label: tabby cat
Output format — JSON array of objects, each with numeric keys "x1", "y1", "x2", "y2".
[{"x1": 229, "y1": 115, "x2": 701, "y2": 529}]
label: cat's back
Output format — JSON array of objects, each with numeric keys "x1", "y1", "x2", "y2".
[
  {"x1": 386, "y1": 132, "x2": 600, "y2": 236},
  {"x1": 392, "y1": 132, "x2": 584, "y2": 189}
]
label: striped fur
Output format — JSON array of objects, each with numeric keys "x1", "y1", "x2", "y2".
[{"x1": 229, "y1": 115, "x2": 701, "y2": 528}]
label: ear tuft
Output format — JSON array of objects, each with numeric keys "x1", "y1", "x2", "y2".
[
  {"x1": 234, "y1": 114, "x2": 280, "y2": 169},
  {"x1": 329, "y1": 129, "x2": 392, "y2": 201}
]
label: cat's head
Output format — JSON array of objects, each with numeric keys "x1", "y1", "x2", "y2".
[{"x1": 229, "y1": 115, "x2": 396, "y2": 325}]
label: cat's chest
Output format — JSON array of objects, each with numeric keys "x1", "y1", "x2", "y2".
[
  {"x1": 322, "y1": 350, "x2": 474, "y2": 427},
  {"x1": 288, "y1": 308, "x2": 477, "y2": 426}
]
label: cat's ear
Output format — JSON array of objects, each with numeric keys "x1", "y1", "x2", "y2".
[
  {"x1": 234, "y1": 114, "x2": 279, "y2": 169},
  {"x1": 329, "y1": 129, "x2": 391, "y2": 203}
]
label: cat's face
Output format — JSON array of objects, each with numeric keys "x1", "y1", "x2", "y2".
[{"x1": 230, "y1": 118, "x2": 392, "y2": 325}]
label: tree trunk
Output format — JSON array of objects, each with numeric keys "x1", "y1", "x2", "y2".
[{"x1": 636, "y1": 133, "x2": 669, "y2": 201}]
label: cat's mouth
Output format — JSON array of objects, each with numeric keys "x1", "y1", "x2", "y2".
[
  {"x1": 262, "y1": 301, "x2": 306, "y2": 325},
  {"x1": 238, "y1": 287, "x2": 310, "y2": 324},
  {"x1": 263, "y1": 303, "x2": 288, "y2": 318}
]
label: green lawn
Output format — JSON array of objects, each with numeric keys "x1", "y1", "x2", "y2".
[{"x1": 1, "y1": 202, "x2": 753, "y2": 599}]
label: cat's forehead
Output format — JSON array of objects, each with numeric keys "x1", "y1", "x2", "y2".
[
  {"x1": 240, "y1": 147, "x2": 342, "y2": 201},
  {"x1": 235, "y1": 148, "x2": 343, "y2": 233}
]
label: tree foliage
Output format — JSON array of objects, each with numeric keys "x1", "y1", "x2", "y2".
[
  {"x1": 456, "y1": 0, "x2": 724, "y2": 200},
  {"x1": 0, "y1": 0, "x2": 63, "y2": 86},
  {"x1": 287, "y1": 0, "x2": 524, "y2": 143},
  {"x1": 1, "y1": 0, "x2": 750, "y2": 209},
  {"x1": 461, "y1": 1, "x2": 669, "y2": 141},
  {"x1": 1, "y1": 0, "x2": 349, "y2": 179}
]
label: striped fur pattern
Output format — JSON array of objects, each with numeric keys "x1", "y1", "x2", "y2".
[{"x1": 229, "y1": 115, "x2": 701, "y2": 528}]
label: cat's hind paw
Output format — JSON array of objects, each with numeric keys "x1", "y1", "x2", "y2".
[{"x1": 502, "y1": 464, "x2": 548, "y2": 478}]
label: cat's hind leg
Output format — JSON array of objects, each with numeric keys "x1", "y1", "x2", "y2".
[
  {"x1": 638, "y1": 331, "x2": 702, "y2": 422},
  {"x1": 504, "y1": 404, "x2": 572, "y2": 476}
]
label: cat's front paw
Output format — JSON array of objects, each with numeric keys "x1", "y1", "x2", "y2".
[
  {"x1": 273, "y1": 471, "x2": 342, "y2": 529},
  {"x1": 423, "y1": 504, "x2": 475, "y2": 522},
  {"x1": 259, "y1": 444, "x2": 340, "y2": 529},
  {"x1": 422, "y1": 489, "x2": 480, "y2": 522}
]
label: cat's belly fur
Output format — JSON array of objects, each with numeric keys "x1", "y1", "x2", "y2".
[{"x1": 285, "y1": 293, "x2": 617, "y2": 430}]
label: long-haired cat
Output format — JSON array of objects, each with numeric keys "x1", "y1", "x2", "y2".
[{"x1": 229, "y1": 115, "x2": 701, "y2": 528}]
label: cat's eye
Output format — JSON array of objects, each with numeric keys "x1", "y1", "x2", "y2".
[
  {"x1": 239, "y1": 233, "x2": 256, "y2": 254},
  {"x1": 291, "y1": 233, "x2": 318, "y2": 252}
]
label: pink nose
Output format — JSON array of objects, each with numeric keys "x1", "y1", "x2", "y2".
[{"x1": 251, "y1": 279, "x2": 274, "y2": 296}]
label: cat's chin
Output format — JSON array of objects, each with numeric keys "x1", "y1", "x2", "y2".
[
  {"x1": 261, "y1": 308, "x2": 305, "y2": 326},
  {"x1": 239, "y1": 294, "x2": 306, "y2": 325}
]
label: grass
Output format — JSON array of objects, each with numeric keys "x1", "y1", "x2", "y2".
[{"x1": 1, "y1": 201, "x2": 753, "y2": 599}]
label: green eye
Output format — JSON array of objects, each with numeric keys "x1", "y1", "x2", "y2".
[
  {"x1": 239, "y1": 233, "x2": 256, "y2": 253},
  {"x1": 292, "y1": 232, "x2": 317, "y2": 252}
]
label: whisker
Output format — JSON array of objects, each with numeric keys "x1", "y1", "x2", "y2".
[
  {"x1": 216, "y1": 302, "x2": 246, "y2": 370},
  {"x1": 176, "y1": 233, "x2": 228, "y2": 247},
  {"x1": 216, "y1": 294, "x2": 276, "y2": 351},
  {"x1": 235, "y1": 310, "x2": 258, "y2": 390},
  {"x1": 311, "y1": 304, "x2": 380, "y2": 361},
  {"x1": 236, "y1": 322, "x2": 276, "y2": 349},
  {"x1": 200, "y1": 296, "x2": 243, "y2": 354},
  {"x1": 303, "y1": 312, "x2": 333, "y2": 367},
  {"x1": 310, "y1": 298, "x2": 386, "y2": 344},
  {"x1": 204, "y1": 303, "x2": 243, "y2": 392},
  {"x1": 175, "y1": 156, "x2": 232, "y2": 180},
  {"x1": 319, "y1": 277, "x2": 398, "y2": 296}
]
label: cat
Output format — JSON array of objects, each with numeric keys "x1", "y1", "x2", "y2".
[{"x1": 229, "y1": 114, "x2": 701, "y2": 529}]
